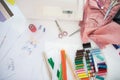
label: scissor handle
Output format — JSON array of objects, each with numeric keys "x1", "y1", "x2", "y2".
[
  {"x1": 58, "y1": 34, "x2": 63, "y2": 38},
  {"x1": 62, "y1": 31, "x2": 68, "y2": 36},
  {"x1": 58, "y1": 31, "x2": 68, "y2": 38}
]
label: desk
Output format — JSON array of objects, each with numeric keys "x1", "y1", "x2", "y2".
[{"x1": 0, "y1": 1, "x2": 120, "y2": 80}]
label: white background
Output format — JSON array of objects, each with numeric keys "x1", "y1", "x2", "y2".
[{"x1": 0, "y1": 0, "x2": 120, "y2": 80}]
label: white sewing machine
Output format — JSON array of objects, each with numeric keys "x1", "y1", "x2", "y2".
[{"x1": 16, "y1": 0, "x2": 84, "y2": 21}]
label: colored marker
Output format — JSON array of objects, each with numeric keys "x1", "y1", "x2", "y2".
[
  {"x1": 61, "y1": 50, "x2": 67, "y2": 80},
  {"x1": 98, "y1": 65, "x2": 107, "y2": 69},
  {"x1": 78, "y1": 74, "x2": 88, "y2": 78},
  {"x1": 76, "y1": 66, "x2": 84, "y2": 70},
  {"x1": 97, "y1": 73, "x2": 106, "y2": 76},
  {"x1": 78, "y1": 73, "x2": 88, "y2": 76},
  {"x1": 77, "y1": 70, "x2": 86, "y2": 74},
  {"x1": 81, "y1": 77, "x2": 90, "y2": 80},
  {"x1": 75, "y1": 61, "x2": 83, "y2": 65},
  {"x1": 97, "y1": 62, "x2": 106, "y2": 66},
  {"x1": 95, "y1": 75, "x2": 104, "y2": 80},
  {"x1": 91, "y1": 52, "x2": 100, "y2": 55},
  {"x1": 76, "y1": 69, "x2": 85, "y2": 73},
  {"x1": 96, "y1": 54, "x2": 104, "y2": 61},
  {"x1": 43, "y1": 27, "x2": 46, "y2": 32},
  {"x1": 76, "y1": 49, "x2": 85, "y2": 53},
  {"x1": 76, "y1": 64, "x2": 84, "y2": 67}
]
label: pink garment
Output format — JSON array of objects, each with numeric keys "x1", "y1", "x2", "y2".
[{"x1": 80, "y1": 0, "x2": 120, "y2": 48}]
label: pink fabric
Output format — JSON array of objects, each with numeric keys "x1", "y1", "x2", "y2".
[{"x1": 80, "y1": 0, "x2": 120, "y2": 48}]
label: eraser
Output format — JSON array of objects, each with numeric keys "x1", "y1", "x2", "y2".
[{"x1": 29, "y1": 24, "x2": 37, "y2": 32}]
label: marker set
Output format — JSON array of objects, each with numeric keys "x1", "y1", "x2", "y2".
[{"x1": 74, "y1": 43, "x2": 107, "y2": 80}]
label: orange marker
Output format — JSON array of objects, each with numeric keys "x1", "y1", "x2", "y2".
[
  {"x1": 81, "y1": 77, "x2": 90, "y2": 80},
  {"x1": 61, "y1": 50, "x2": 67, "y2": 80}
]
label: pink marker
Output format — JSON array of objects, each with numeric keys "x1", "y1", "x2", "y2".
[
  {"x1": 76, "y1": 69, "x2": 85, "y2": 73},
  {"x1": 77, "y1": 70, "x2": 86, "y2": 74}
]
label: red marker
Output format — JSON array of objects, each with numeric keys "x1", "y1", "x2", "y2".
[{"x1": 29, "y1": 24, "x2": 37, "y2": 32}]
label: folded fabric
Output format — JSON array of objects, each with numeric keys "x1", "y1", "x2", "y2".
[{"x1": 80, "y1": 0, "x2": 120, "y2": 48}]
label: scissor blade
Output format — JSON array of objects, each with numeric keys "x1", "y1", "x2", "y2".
[
  {"x1": 69, "y1": 29, "x2": 80, "y2": 37},
  {"x1": 104, "y1": 0, "x2": 115, "y2": 20},
  {"x1": 55, "y1": 20, "x2": 62, "y2": 32}
]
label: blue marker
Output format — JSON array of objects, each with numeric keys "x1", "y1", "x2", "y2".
[
  {"x1": 96, "y1": 54, "x2": 104, "y2": 61},
  {"x1": 38, "y1": 25, "x2": 42, "y2": 30},
  {"x1": 43, "y1": 27, "x2": 46, "y2": 32},
  {"x1": 96, "y1": 75, "x2": 104, "y2": 80},
  {"x1": 98, "y1": 65, "x2": 107, "y2": 69}
]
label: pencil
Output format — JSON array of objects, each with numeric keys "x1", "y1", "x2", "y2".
[{"x1": 42, "y1": 52, "x2": 52, "y2": 80}]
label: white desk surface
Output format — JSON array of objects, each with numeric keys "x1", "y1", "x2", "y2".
[{"x1": 0, "y1": 1, "x2": 120, "y2": 80}]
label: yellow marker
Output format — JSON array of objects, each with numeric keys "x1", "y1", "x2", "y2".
[
  {"x1": 6, "y1": 0, "x2": 15, "y2": 5},
  {"x1": 87, "y1": 70, "x2": 93, "y2": 74},
  {"x1": 78, "y1": 75, "x2": 88, "y2": 78},
  {"x1": 78, "y1": 73, "x2": 88, "y2": 76}
]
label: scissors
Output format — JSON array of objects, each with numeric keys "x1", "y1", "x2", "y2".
[
  {"x1": 55, "y1": 20, "x2": 68, "y2": 38},
  {"x1": 104, "y1": 0, "x2": 120, "y2": 20}
]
